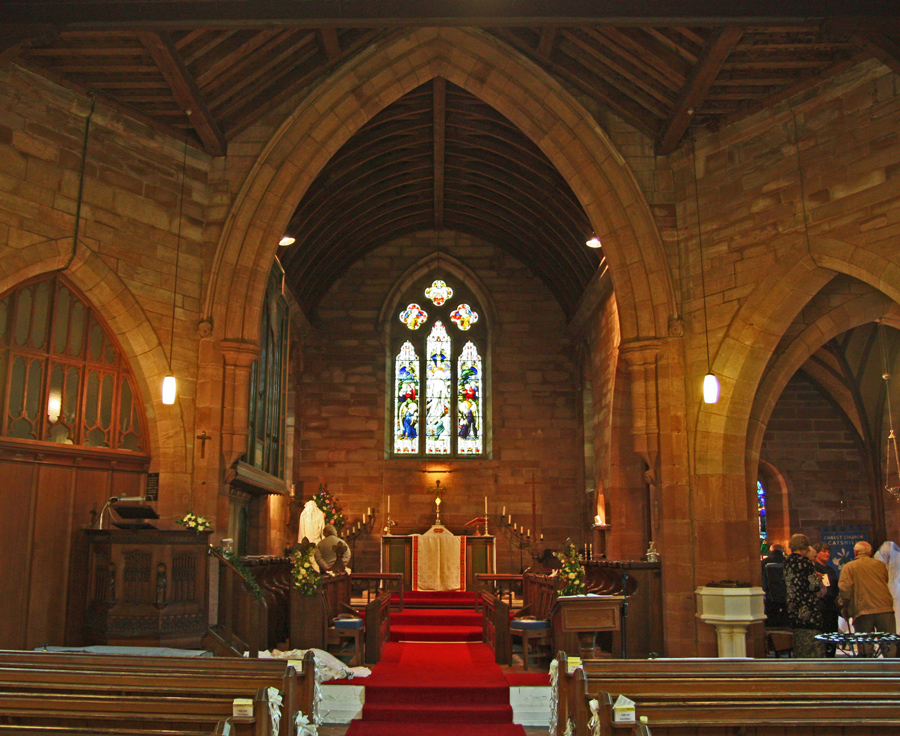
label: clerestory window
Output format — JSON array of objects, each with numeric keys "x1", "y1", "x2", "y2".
[{"x1": 392, "y1": 277, "x2": 486, "y2": 457}]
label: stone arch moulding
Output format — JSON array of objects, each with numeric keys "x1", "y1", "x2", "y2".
[
  {"x1": 0, "y1": 239, "x2": 183, "y2": 471},
  {"x1": 204, "y1": 26, "x2": 676, "y2": 353},
  {"x1": 695, "y1": 235, "x2": 900, "y2": 504}
]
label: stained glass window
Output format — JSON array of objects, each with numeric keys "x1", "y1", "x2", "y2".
[
  {"x1": 392, "y1": 276, "x2": 486, "y2": 457},
  {"x1": 425, "y1": 280, "x2": 453, "y2": 306},
  {"x1": 757, "y1": 479, "x2": 768, "y2": 552},
  {"x1": 394, "y1": 341, "x2": 420, "y2": 454},
  {"x1": 425, "y1": 322, "x2": 452, "y2": 455},
  {"x1": 0, "y1": 276, "x2": 146, "y2": 451},
  {"x1": 457, "y1": 341, "x2": 482, "y2": 455}
]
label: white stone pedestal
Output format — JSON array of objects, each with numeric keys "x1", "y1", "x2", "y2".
[{"x1": 695, "y1": 585, "x2": 766, "y2": 657}]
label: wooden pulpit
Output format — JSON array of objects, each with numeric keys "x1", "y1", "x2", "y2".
[{"x1": 83, "y1": 528, "x2": 211, "y2": 648}]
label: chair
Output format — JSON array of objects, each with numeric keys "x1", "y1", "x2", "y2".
[
  {"x1": 510, "y1": 573, "x2": 560, "y2": 670},
  {"x1": 321, "y1": 562, "x2": 365, "y2": 666}
]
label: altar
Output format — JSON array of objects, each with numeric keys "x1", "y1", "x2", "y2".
[{"x1": 382, "y1": 528, "x2": 495, "y2": 591}]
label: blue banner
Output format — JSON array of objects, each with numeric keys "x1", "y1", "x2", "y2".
[{"x1": 820, "y1": 524, "x2": 869, "y2": 575}]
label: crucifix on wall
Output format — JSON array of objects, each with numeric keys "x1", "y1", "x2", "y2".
[{"x1": 430, "y1": 479, "x2": 445, "y2": 525}]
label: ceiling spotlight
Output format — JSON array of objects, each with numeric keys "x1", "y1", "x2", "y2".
[
  {"x1": 279, "y1": 235, "x2": 295, "y2": 247},
  {"x1": 586, "y1": 233, "x2": 602, "y2": 249}
]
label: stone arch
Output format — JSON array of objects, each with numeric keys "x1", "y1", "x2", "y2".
[
  {"x1": 0, "y1": 239, "x2": 185, "y2": 475},
  {"x1": 204, "y1": 26, "x2": 675, "y2": 351},
  {"x1": 693, "y1": 236, "x2": 900, "y2": 560}
]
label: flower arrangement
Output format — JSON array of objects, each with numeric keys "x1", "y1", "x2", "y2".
[
  {"x1": 312, "y1": 485, "x2": 345, "y2": 530},
  {"x1": 554, "y1": 539, "x2": 586, "y2": 596},
  {"x1": 176, "y1": 511, "x2": 212, "y2": 532},
  {"x1": 291, "y1": 543, "x2": 321, "y2": 597}
]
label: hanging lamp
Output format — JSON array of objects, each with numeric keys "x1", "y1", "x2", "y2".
[{"x1": 163, "y1": 115, "x2": 190, "y2": 404}]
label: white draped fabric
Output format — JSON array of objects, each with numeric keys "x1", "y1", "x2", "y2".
[
  {"x1": 298, "y1": 500, "x2": 326, "y2": 544},
  {"x1": 412, "y1": 525, "x2": 466, "y2": 591},
  {"x1": 875, "y1": 541, "x2": 900, "y2": 631}
]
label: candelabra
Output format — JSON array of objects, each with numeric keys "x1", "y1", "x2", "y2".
[
  {"x1": 497, "y1": 511, "x2": 543, "y2": 572},
  {"x1": 344, "y1": 510, "x2": 376, "y2": 544},
  {"x1": 345, "y1": 510, "x2": 377, "y2": 559}
]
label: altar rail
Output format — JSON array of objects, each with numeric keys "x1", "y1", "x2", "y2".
[
  {"x1": 0, "y1": 649, "x2": 317, "y2": 736},
  {"x1": 555, "y1": 655, "x2": 900, "y2": 736}
]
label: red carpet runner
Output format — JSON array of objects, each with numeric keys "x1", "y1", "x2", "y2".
[{"x1": 345, "y1": 594, "x2": 528, "y2": 736}]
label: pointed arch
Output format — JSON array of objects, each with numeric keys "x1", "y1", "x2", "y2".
[
  {"x1": 204, "y1": 26, "x2": 675, "y2": 350},
  {"x1": 0, "y1": 240, "x2": 188, "y2": 469}
]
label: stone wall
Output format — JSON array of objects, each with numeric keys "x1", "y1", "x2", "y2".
[{"x1": 291, "y1": 231, "x2": 587, "y2": 574}]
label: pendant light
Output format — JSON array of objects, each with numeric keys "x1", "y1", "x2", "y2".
[
  {"x1": 690, "y1": 127, "x2": 719, "y2": 404},
  {"x1": 163, "y1": 117, "x2": 189, "y2": 404}
]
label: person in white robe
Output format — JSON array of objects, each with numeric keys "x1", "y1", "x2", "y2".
[{"x1": 874, "y1": 541, "x2": 900, "y2": 632}]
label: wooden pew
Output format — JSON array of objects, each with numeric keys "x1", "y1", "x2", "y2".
[
  {"x1": 364, "y1": 591, "x2": 392, "y2": 665},
  {"x1": 0, "y1": 683, "x2": 273, "y2": 736},
  {"x1": 555, "y1": 654, "x2": 900, "y2": 736},
  {"x1": 0, "y1": 650, "x2": 317, "y2": 736},
  {"x1": 481, "y1": 592, "x2": 511, "y2": 665}
]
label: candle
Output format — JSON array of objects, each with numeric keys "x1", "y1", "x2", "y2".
[
  {"x1": 540, "y1": 533, "x2": 544, "y2": 541},
  {"x1": 363, "y1": 512, "x2": 367, "y2": 523},
  {"x1": 368, "y1": 507, "x2": 371, "y2": 516},
  {"x1": 502, "y1": 506, "x2": 506, "y2": 516},
  {"x1": 484, "y1": 496, "x2": 488, "y2": 516},
  {"x1": 387, "y1": 495, "x2": 390, "y2": 513},
  {"x1": 527, "y1": 528, "x2": 531, "y2": 538}
]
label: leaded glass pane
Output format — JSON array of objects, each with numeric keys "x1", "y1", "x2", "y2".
[
  {"x1": 399, "y1": 303, "x2": 428, "y2": 330},
  {"x1": 425, "y1": 321, "x2": 452, "y2": 455},
  {"x1": 30, "y1": 280, "x2": 51, "y2": 350},
  {"x1": 118, "y1": 377, "x2": 142, "y2": 451},
  {"x1": 87, "y1": 319, "x2": 104, "y2": 362},
  {"x1": 0, "y1": 295, "x2": 8, "y2": 345},
  {"x1": 47, "y1": 363, "x2": 79, "y2": 444},
  {"x1": 425, "y1": 280, "x2": 453, "y2": 306},
  {"x1": 53, "y1": 286, "x2": 72, "y2": 354},
  {"x1": 14, "y1": 285, "x2": 33, "y2": 346},
  {"x1": 394, "y1": 341, "x2": 420, "y2": 454},
  {"x1": 450, "y1": 303, "x2": 479, "y2": 331},
  {"x1": 8, "y1": 355, "x2": 43, "y2": 439},
  {"x1": 67, "y1": 295, "x2": 86, "y2": 358},
  {"x1": 457, "y1": 341, "x2": 482, "y2": 455},
  {"x1": 47, "y1": 363, "x2": 64, "y2": 424}
]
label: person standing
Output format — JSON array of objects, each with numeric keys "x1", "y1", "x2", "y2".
[
  {"x1": 813, "y1": 542, "x2": 841, "y2": 657},
  {"x1": 839, "y1": 541, "x2": 895, "y2": 647},
  {"x1": 783, "y1": 533, "x2": 824, "y2": 657}
]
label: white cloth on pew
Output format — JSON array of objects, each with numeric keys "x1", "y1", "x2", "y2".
[
  {"x1": 38, "y1": 645, "x2": 212, "y2": 657},
  {"x1": 256, "y1": 647, "x2": 371, "y2": 680},
  {"x1": 299, "y1": 500, "x2": 326, "y2": 544}
]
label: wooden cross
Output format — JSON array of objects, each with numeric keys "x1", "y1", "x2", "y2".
[{"x1": 196, "y1": 430, "x2": 211, "y2": 459}]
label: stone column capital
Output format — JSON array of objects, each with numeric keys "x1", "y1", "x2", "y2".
[
  {"x1": 218, "y1": 339, "x2": 260, "y2": 368},
  {"x1": 619, "y1": 338, "x2": 663, "y2": 368}
]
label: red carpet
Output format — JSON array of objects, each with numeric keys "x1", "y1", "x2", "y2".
[{"x1": 345, "y1": 594, "x2": 527, "y2": 736}]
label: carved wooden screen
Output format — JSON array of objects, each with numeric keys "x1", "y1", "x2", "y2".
[{"x1": 0, "y1": 276, "x2": 146, "y2": 451}]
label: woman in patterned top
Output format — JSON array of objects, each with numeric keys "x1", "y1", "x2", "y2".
[{"x1": 783, "y1": 533, "x2": 825, "y2": 657}]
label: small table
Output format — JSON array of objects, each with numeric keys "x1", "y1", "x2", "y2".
[
  {"x1": 815, "y1": 632, "x2": 900, "y2": 658},
  {"x1": 552, "y1": 595, "x2": 625, "y2": 660}
]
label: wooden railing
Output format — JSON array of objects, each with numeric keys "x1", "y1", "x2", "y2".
[
  {"x1": 351, "y1": 572, "x2": 404, "y2": 610},
  {"x1": 474, "y1": 573, "x2": 522, "y2": 610},
  {"x1": 206, "y1": 548, "x2": 269, "y2": 657}
]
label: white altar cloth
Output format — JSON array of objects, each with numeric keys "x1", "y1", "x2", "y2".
[{"x1": 411, "y1": 525, "x2": 466, "y2": 591}]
